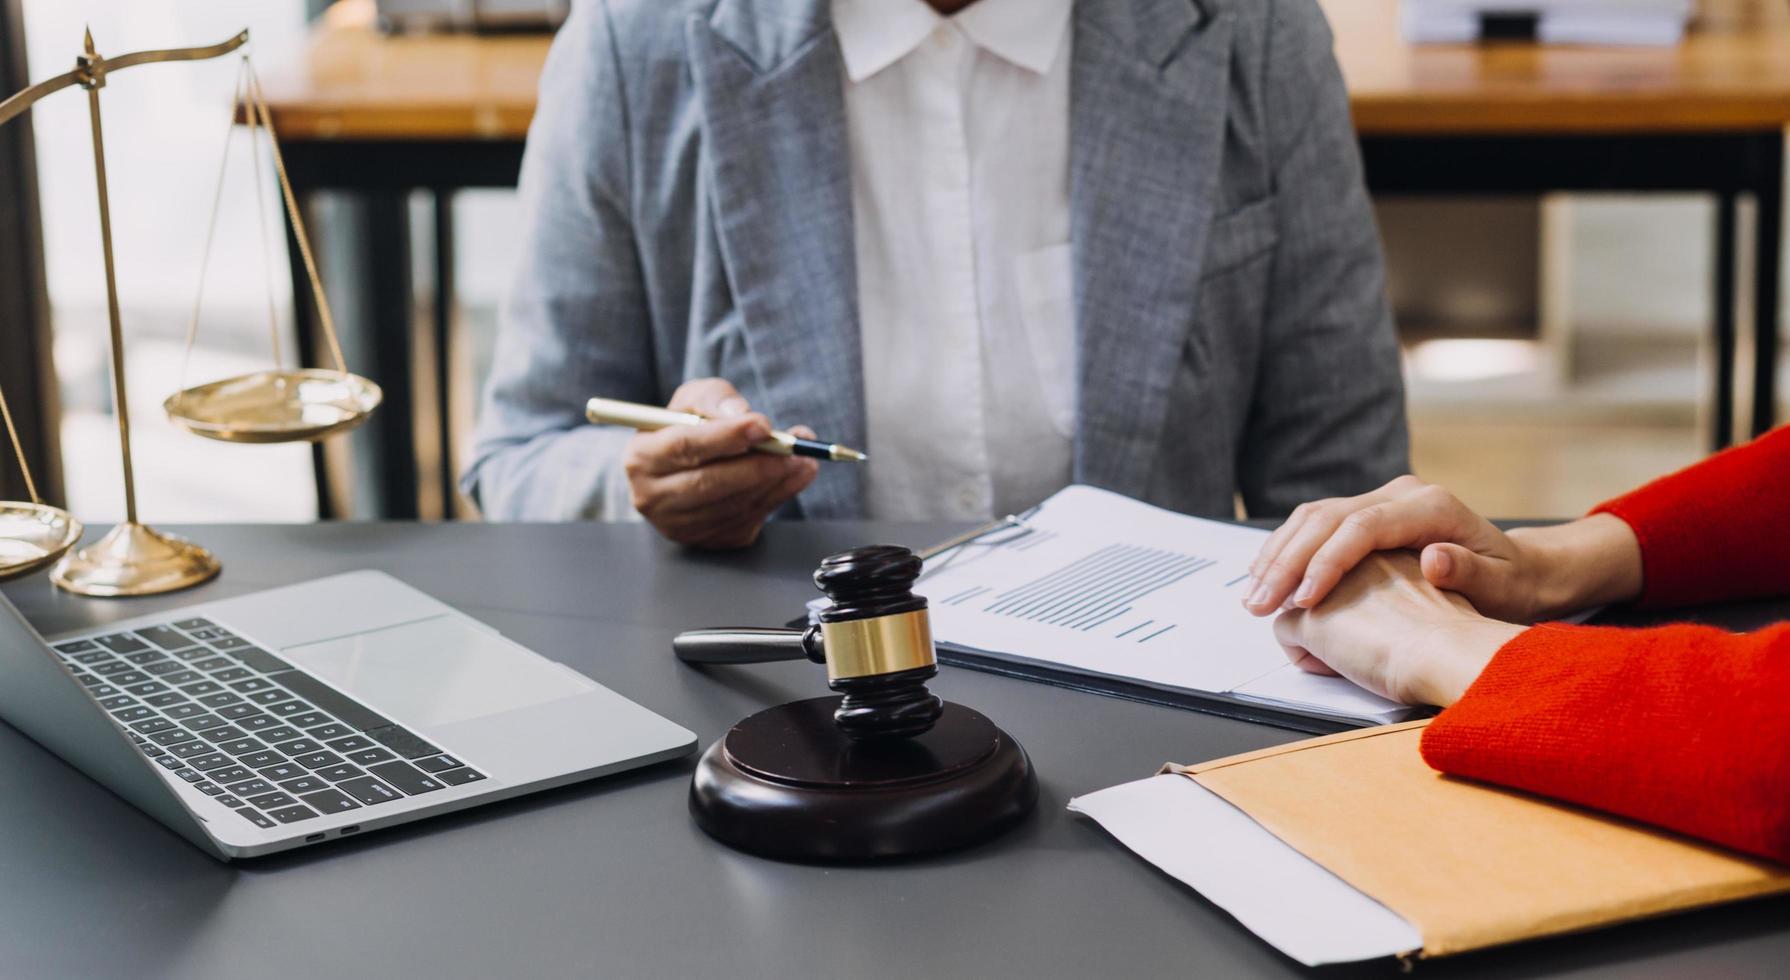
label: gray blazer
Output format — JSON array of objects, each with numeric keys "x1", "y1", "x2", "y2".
[{"x1": 465, "y1": 0, "x2": 1409, "y2": 521}]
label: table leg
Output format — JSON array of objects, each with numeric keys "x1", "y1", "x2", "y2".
[
  {"x1": 1752, "y1": 133, "x2": 1783, "y2": 438},
  {"x1": 1713, "y1": 193, "x2": 1738, "y2": 451},
  {"x1": 363, "y1": 193, "x2": 421, "y2": 519},
  {"x1": 283, "y1": 191, "x2": 334, "y2": 518},
  {"x1": 433, "y1": 191, "x2": 457, "y2": 517}
]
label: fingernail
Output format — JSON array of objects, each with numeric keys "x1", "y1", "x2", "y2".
[
  {"x1": 1247, "y1": 582, "x2": 1271, "y2": 607},
  {"x1": 1293, "y1": 579, "x2": 1315, "y2": 605},
  {"x1": 718, "y1": 397, "x2": 749, "y2": 417},
  {"x1": 1430, "y1": 548, "x2": 1453, "y2": 578}
]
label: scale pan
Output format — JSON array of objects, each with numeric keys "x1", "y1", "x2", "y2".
[
  {"x1": 164, "y1": 369, "x2": 382, "y2": 444},
  {"x1": 0, "y1": 501, "x2": 83, "y2": 582}
]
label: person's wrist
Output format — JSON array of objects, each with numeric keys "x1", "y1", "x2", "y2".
[
  {"x1": 1509, "y1": 515, "x2": 1642, "y2": 619},
  {"x1": 1401, "y1": 616, "x2": 1523, "y2": 707}
]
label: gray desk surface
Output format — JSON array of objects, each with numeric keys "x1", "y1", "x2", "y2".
[{"x1": 2, "y1": 522, "x2": 1787, "y2": 979}]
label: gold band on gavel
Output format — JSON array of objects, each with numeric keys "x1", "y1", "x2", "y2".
[{"x1": 818, "y1": 610, "x2": 936, "y2": 681}]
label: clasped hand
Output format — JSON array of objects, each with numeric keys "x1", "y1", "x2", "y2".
[{"x1": 1243, "y1": 476, "x2": 1642, "y2": 707}]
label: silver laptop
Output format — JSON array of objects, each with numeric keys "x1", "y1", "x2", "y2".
[{"x1": 0, "y1": 570, "x2": 696, "y2": 859}]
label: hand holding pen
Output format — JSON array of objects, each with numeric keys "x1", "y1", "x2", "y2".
[{"x1": 601, "y1": 380, "x2": 837, "y2": 550}]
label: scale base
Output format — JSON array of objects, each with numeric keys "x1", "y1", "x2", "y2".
[
  {"x1": 51, "y1": 521, "x2": 220, "y2": 597},
  {"x1": 690, "y1": 696, "x2": 1037, "y2": 862}
]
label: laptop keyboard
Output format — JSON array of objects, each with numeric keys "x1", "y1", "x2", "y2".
[{"x1": 53, "y1": 617, "x2": 486, "y2": 831}]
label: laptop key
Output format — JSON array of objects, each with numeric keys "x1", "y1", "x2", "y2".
[
  {"x1": 73, "y1": 650, "x2": 112, "y2": 664},
  {"x1": 287, "y1": 712, "x2": 332, "y2": 730},
  {"x1": 169, "y1": 741, "x2": 215, "y2": 759},
  {"x1": 325, "y1": 735, "x2": 376, "y2": 754},
  {"x1": 216, "y1": 738, "x2": 267, "y2": 756},
  {"x1": 273, "y1": 738, "x2": 324, "y2": 756},
  {"x1": 56, "y1": 640, "x2": 99, "y2": 654},
  {"x1": 135, "y1": 626, "x2": 190, "y2": 651},
  {"x1": 208, "y1": 765, "x2": 253, "y2": 785},
  {"x1": 188, "y1": 753, "x2": 231, "y2": 771},
  {"x1": 218, "y1": 704, "x2": 264, "y2": 722},
  {"x1": 125, "y1": 681, "x2": 169, "y2": 696},
  {"x1": 237, "y1": 808, "x2": 277, "y2": 829},
  {"x1": 169, "y1": 647, "x2": 209, "y2": 662},
  {"x1": 307, "y1": 723, "x2": 353, "y2": 741},
  {"x1": 89, "y1": 684, "x2": 118, "y2": 698},
  {"x1": 127, "y1": 650, "x2": 169, "y2": 665},
  {"x1": 190, "y1": 657, "x2": 232, "y2": 672},
  {"x1": 91, "y1": 661, "x2": 131, "y2": 675},
  {"x1": 212, "y1": 667, "x2": 252, "y2": 682},
  {"x1": 216, "y1": 795, "x2": 246, "y2": 808},
  {"x1": 74, "y1": 674, "x2": 101, "y2": 687},
  {"x1": 336, "y1": 776, "x2": 402, "y2": 806},
  {"x1": 165, "y1": 703, "x2": 206, "y2": 720},
  {"x1": 257, "y1": 726, "x2": 301, "y2": 743},
  {"x1": 96, "y1": 633, "x2": 148, "y2": 654},
  {"x1": 212, "y1": 636, "x2": 250, "y2": 651},
  {"x1": 239, "y1": 750, "x2": 286, "y2": 769},
  {"x1": 436, "y1": 767, "x2": 486, "y2": 787},
  {"x1": 316, "y1": 763, "x2": 364, "y2": 782},
  {"x1": 368, "y1": 761, "x2": 443, "y2": 796},
  {"x1": 346, "y1": 747, "x2": 395, "y2": 766},
  {"x1": 99, "y1": 695, "x2": 136, "y2": 710},
  {"x1": 248, "y1": 690, "x2": 289, "y2": 706},
  {"x1": 194, "y1": 782, "x2": 225, "y2": 796},
  {"x1": 258, "y1": 762, "x2": 307, "y2": 782},
  {"x1": 300, "y1": 788, "x2": 361, "y2": 814},
  {"x1": 413, "y1": 755, "x2": 466, "y2": 774},
  {"x1": 176, "y1": 768, "x2": 203, "y2": 783},
  {"x1": 228, "y1": 646, "x2": 292, "y2": 674},
  {"x1": 144, "y1": 691, "x2": 188, "y2": 708},
  {"x1": 180, "y1": 681, "x2": 224, "y2": 696},
  {"x1": 229, "y1": 677, "x2": 275, "y2": 693},
  {"x1": 156, "y1": 755, "x2": 185, "y2": 771},
  {"x1": 246, "y1": 791, "x2": 298, "y2": 810},
  {"x1": 112, "y1": 706, "x2": 155, "y2": 722},
  {"x1": 199, "y1": 693, "x2": 244, "y2": 709},
  {"x1": 225, "y1": 778, "x2": 276, "y2": 797},
  {"x1": 130, "y1": 718, "x2": 176, "y2": 734},
  {"x1": 151, "y1": 729, "x2": 197, "y2": 745},
  {"x1": 366, "y1": 725, "x2": 441, "y2": 760},
  {"x1": 188, "y1": 716, "x2": 231, "y2": 733},
  {"x1": 267, "y1": 701, "x2": 311, "y2": 718},
  {"x1": 160, "y1": 671, "x2": 203, "y2": 686},
  {"x1": 173, "y1": 617, "x2": 213, "y2": 631},
  {"x1": 296, "y1": 751, "x2": 345, "y2": 770},
  {"x1": 144, "y1": 661, "x2": 185, "y2": 676},
  {"x1": 140, "y1": 744, "x2": 166, "y2": 757},
  {"x1": 267, "y1": 805, "x2": 318, "y2": 824},
  {"x1": 279, "y1": 776, "x2": 329, "y2": 795}
]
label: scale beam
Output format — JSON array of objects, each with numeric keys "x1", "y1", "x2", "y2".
[{"x1": 0, "y1": 30, "x2": 248, "y2": 128}]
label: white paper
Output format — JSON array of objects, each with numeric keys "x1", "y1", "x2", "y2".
[
  {"x1": 1068, "y1": 774, "x2": 1422, "y2": 966},
  {"x1": 910, "y1": 486, "x2": 1410, "y2": 725}
]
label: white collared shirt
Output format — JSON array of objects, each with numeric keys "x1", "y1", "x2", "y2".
[{"x1": 833, "y1": 0, "x2": 1077, "y2": 520}]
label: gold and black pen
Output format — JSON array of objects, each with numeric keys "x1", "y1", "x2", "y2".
[{"x1": 585, "y1": 397, "x2": 868, "y2": 463}]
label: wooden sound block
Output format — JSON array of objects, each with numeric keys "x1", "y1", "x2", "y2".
[{"x1": 689, "y1": 696, "x2": 1038, "y2": 862}]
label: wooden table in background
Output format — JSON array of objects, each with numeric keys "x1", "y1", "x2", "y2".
[{"x1": 259, "y1": 0, "x2": 1790, "y2": 517}]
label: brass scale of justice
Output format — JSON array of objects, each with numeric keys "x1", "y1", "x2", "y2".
[
  {"x1": 0, "y1": 28, "x2": 380, "y2": 597},
  {"x1": 0, "y1": 28, "x2": 1036, "y2": 861}
]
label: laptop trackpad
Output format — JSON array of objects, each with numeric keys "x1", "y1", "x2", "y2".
[{"x1": 283, "y1": 616, "x2": 593, "y2": 728}]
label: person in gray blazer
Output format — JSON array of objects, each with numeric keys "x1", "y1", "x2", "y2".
[{"x1": 465, "y1": 0, "x2": 1408, "y2": 548}]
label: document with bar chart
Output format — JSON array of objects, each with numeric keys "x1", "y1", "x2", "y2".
[{"x1": 913, "y1": 485, "x2": 1417, "y2": 732}]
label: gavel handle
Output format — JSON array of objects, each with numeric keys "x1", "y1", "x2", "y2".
[{"x1": 673, "y1": 627, "x2": 818, "y2": 665}]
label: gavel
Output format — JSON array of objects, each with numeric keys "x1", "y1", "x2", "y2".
[
  {"x1": 674, "y1": 545, "x2": 943, "y2": 739},
  {"x1": 674, "y1": 545, "x2": 1037, "y2": 862}
]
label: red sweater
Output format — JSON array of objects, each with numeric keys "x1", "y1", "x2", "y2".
[{"x1": 1420, "y1": 425, "x2": 1790, "y2": 864}]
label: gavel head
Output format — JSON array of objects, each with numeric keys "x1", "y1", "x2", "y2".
[{"x1": 811, "y1": 545, "x2": 944, "y2": 740}]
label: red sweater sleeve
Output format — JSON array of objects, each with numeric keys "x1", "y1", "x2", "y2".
[
  {"x1": 1421, "y1": 622, "x2": 1790, "y2": 864},
  {"x1": 1591, "y1": 424, "x2": 1790, "y2": 607}
]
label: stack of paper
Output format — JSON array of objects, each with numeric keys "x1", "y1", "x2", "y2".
[
  {"x1": 903, "y1": 485, "x2": 1416, "y2": 730},
  {"x1": 1403, "y1": 0, "x2": 1695, "y2": 45}
]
